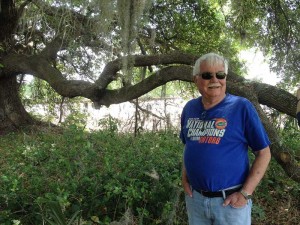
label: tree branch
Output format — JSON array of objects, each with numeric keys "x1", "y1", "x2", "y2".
[
  {"x1": 39, "y1": 36, "x2": 66, "y2": 61},
  {"x1": 94, "y1": 65, "x2": 192, "y2": 106},
  {"x1": 1, "y1": 53, "x2": 98, "y2": 99},
  {"x1": 96, "y1": 52, "x2": 197, "y2": 90}
]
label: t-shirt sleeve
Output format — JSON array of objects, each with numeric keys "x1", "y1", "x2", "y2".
[{"x1": 244, "y1": 100, "x2": 271, "y2": 151}]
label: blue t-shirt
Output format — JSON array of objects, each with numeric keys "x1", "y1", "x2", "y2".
[{"x1": 180, "y1": 94, "x2": 270, "y2": 191}]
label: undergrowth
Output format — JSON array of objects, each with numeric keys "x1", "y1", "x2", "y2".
[{"x1": 0, "y1": 125, "x2": 299, "y2": 224}]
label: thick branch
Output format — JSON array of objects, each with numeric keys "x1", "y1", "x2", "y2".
[
  {"x1": 2, "y1": 52, "x2": 297, "y2": 118},
  {"x1": 227, "y1": 71, "x2": 298, "y2": 117},
  {"x1": 1, "y1": 53, "x2": 98, "y2": 99},
  {"x1": 252, "y1": 82, "x2": 297, "y2": 117},
  {"x1": 94, "y1": 66, "x2": 192, "y2": 106},
  {"x1": 39, "y1": 36, "x2": 67, "y2": 61},
  {"x1": 96, "y1": 52, "x2": 197, "y2": 90}
]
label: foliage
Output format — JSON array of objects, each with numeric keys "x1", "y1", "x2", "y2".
[
  {"x1": 20, "y1": 78, "x2": 62, "y2": 121},
  {"x1": 0, "y1": 126, "x2": 299, "y2": 224},
  {"x1": 224, "y1": 0, "x2": 300, "y2": 86},
  {"x1": 251, "y1": 156, "x2": 300, "y2": 225},
  {"x1": 144, "y1": 0, "x2": 245, "y2": 73},
  {"x1": 45, "y1": 201, "x2": 81, "y2": 225},
  {"x1": 98, "y1": 116, "x2": 120, "y2": 133},
  {"x1": 0, "y1": 126, "x2": 184, "y2": 224},
  {"x1": 248, "y1": 117, "x2": 300, "y2": 225},
  {"x1": 20, "y1": 77, "x2": 90, "y2": 126}
]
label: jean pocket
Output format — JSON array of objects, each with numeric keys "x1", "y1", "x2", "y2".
[
  {"x1": 230, "y1": 204, "x2": 247, "y2": 209},
  {"x1": 229, "y1": 199, "x2": 251, "y2": 209}
]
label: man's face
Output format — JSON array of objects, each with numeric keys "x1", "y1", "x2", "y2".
[{"x1": 194, "y1": 61, "x2": 226, "y2": 100}]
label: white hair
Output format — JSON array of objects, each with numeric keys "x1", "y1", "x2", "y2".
[{"x1": 193, "y1": 53, "x2": 228, "y2": 76}]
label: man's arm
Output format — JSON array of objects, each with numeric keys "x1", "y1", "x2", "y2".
[
  {"x1": 182, "y1": 162, "x2": 193, "y2": 197},
  {"x1": 223, "y1": 146, "x2": 271, "y2": 207}
]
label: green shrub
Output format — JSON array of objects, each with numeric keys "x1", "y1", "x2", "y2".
[
  {"x1": 0, "y1": 126, "x2": 299, "y2": 224},
  {"x1": 0, "y1": 127, "x2": 185, "y2": 224}
]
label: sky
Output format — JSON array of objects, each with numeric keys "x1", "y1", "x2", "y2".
[{"x1": 239, "y1": 49, "x2": 280, "y2": 86}]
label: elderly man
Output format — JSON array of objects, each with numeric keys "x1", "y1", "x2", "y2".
[{"x1": 180, "y1": 53, "x2": 271, "y2": 225}]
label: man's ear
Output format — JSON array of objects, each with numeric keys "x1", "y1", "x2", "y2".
[{"x1": 193, "y1": 76, "x2": 198, "y2": 83}]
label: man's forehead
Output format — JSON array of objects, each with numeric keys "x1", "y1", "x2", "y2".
[{"x1": 200, "y1": 61, "x2": 224, "y2": 69}]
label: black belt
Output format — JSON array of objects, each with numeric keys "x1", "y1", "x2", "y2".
[{"x1": 195, "y1": 187, "x2": 241, "y2": 198}]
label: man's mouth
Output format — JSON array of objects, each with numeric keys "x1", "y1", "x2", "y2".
[{"x1": 208, "y1": 85, "x2": 221, "y2": 89}]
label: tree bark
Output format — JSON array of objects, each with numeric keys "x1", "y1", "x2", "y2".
[{"x1": 0, "y1": 76, "x2": 35, "y2": 134}]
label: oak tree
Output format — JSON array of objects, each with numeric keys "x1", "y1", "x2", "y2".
[{"x1": 0, "y1": 0, "x2": 299, "y2": 181}]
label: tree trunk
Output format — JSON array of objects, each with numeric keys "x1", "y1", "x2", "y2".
[{"x1": 0, "y1": 76, "x2": 35, "y2": 134}]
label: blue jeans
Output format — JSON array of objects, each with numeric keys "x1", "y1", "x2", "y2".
[{"x1": 185, "y1": 190, "x2": 252, "y2": 225}]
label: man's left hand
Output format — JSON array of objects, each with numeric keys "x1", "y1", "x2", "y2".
[{"x1": 223, "y1": 192, "x2": 248, "y2": 208}]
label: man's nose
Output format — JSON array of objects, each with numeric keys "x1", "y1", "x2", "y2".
[{"x1": 210, "y1": 75, "x2": 219, "y2": 81}]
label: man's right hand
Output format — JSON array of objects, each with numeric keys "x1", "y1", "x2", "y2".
[{"x1": 182, "y1": 166, "x2": 193, "y2": 197}]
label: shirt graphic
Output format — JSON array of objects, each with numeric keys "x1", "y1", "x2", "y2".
[{"x1": 186, "y1": 117, "x2": 227, "y2": 144}]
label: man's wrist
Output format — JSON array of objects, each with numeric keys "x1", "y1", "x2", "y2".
[{"x1": 240, "y1": 189, "x2": 252, "y2": 200}]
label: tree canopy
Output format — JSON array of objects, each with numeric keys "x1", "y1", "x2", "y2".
[{"x1": 0, "y1": 0, "x2": 299, "y2": 182}]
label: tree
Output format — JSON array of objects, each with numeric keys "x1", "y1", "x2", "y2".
[{"x1": 0, "y1": 0, "x2": 299, "y2": 182}]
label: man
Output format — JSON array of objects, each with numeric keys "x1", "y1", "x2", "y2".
[{"x1": 180, "y1": 53, "x2": 271, "y2": 225}]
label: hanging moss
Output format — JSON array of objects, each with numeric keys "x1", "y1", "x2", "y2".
[{"x1": 117, "y1": 0, "x2": 152, "y2": 84}]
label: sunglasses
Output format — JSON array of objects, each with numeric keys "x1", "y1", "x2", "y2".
[{"x1": 198, "y1": 72, "x2": 227, "y2": 80}]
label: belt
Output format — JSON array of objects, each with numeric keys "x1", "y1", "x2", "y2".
[{"x1": 195, "y1": 187, "x2": 241, "y2": 198}]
